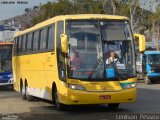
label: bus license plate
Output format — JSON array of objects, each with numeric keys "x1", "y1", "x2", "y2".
[{"x1": 99, "y1": 95, "x2": 111, "y2": 100}]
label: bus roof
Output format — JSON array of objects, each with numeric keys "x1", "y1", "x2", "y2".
[
  {"x1": 144, "y1": 51, "x2": 160, "y2": 55},
  {"x1": 0, "y1": 42, "x2": 13, "y2": 45},
  {"x1": 14, "y1": 14, "x2": 129, "y2": 37}
]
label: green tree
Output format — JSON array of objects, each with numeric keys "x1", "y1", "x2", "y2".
[{"x1": 31, "y1": 0, "x2": 104, "y2": 25}]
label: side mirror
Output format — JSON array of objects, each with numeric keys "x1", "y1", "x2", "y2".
[
  {"x1": 60, "y1": 34, "x2": 68, "y2": 53},
  {"x1": 134, "y1": 34, "x2": 146, "y2": 52}
]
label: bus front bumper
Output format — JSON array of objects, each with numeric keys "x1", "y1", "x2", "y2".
[{"x1": 59, "y1": 88, "x2": 136, "y2": 105}]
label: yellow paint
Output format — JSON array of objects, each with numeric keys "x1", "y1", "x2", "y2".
[{"x1": 134, "y1": 34, "x2": 146, "y2": 52}]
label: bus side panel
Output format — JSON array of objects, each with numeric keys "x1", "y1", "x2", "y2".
[
  {"x1": 13, "y1": 56, "x2": 19, "y2": 92},
  {"x1": 15, "y1": 52, "x2": 60, "y2": 100}
]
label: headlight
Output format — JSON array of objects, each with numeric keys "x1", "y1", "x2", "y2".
[
  {"x1": 68, "y1": 84, "x2": 86, "y2": 91},
  {"x1": 121, "y1": 82, "x2": 137, "y2": 89},
  {"x1": 7, "y1": 74, "x2": 13, "y2": 78}
]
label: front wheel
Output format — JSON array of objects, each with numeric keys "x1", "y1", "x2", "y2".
[
  {"x1": 144, "y1": 74, "x2": 151, "y2": 85},
  {"x1": 108, "y1": 103, "x2": 119, "y2": 110},
  {"x1": 53, "y1": 87, "x2": 66, "y2": 111}
]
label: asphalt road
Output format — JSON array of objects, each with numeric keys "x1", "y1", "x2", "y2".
[{"x1": 1, "y1": 82, "x2": 160, "y2": 120}]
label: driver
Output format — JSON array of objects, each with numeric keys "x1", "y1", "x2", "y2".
[
  {"x1": 70, "y1": 51, "x2": 82, "y2": 70},
  {"x1": 106, "y1": 51, "x2": 119, "y2": 64}
]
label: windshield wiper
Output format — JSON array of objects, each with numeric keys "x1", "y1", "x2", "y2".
[
  {"x1": 88, "y1": 57, "x2": 104, "y2": 79},
  {"x1": 88, "y1": 57, "x2": 122, "y2": 80}
]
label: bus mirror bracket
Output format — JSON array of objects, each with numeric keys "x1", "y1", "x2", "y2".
[
  {"x1": 61, "y1": 34, "x2": 68, "y2": 53},
  {"x1": 134, "y1": 34, "x2": 146, "y2": 52}
]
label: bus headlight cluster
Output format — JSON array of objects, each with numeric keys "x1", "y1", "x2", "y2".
[
  {"x1": 121, "y1": 82, "x2": 137, "y2": 89},
  {"x1": 68, "y1": 84, "x2": 86, "y2": 91}
]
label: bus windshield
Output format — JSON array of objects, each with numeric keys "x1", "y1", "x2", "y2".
[
  {"x1": 0, "y1": 45, "x2": 12, "y2": 72},
  {"x1": 66, "y1": 20, "x2": 135, "y2": 80},
  {"x1": 148, "y1": 54, "x2": 160, "y2": 65}
]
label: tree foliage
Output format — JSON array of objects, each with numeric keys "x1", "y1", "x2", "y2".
[
  {"x1": 30, "y1": 0, "x2": 159, "y2": 34},
  {"x1": 32, "y1": 0, "x2": 104, "y2": 25}
]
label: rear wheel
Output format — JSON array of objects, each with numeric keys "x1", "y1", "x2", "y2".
[
  {"x1": 9, "y1": 84, "x2": 14, "y2": 90},
  {"x1": 144, "y1": 74, "x2": 151, "y2": 85},
  {"x1": 25, "y1": 82, "x2": 34, "y2": 101},
  {"x1": 108, "y1": 103, "x2": 119, "y2": 110},
  {"x1": 53, "y1": 87, "x2": 66, "y2": 111},
  {"x1": 20, "y1": 81, "x2": 26, "y2": 100}
]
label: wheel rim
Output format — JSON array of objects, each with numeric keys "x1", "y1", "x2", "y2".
[
  {"x1": 22, "y1": 84, "x2": 25, "y2": 95},
  {"x1": 25, "y1": 84, "x2": 30, "y2": 99},
  {"x1": 26, "y1": 86, "x2": 28, "y2": 96}
]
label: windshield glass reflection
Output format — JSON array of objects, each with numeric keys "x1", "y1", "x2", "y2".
[{"x1": 66, "y1": 20, "x2": 135, "y2": 80}]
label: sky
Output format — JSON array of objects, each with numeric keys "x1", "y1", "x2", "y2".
[
  {"x1": 139, "y1": 0, "x2": 159, "y2": 12},
  {"x1": 0, "y1": 0, "x2": 159, "y2": 22},
  {"x1": 0, "y1": 0, "x2": 55, "y2": 21}
]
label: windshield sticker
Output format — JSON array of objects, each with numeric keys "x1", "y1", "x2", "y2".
[
  {"x1": 117, "y1": 64, "x2": 125, "y2": 69},
  {"x1": 70, "y1": 38, "x2": 77, "y2": 46}
]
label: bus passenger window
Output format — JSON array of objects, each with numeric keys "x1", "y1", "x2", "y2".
[
  {"x1": 47, "y1": 26, "x2": 54, "y2": 50},
  {"x1": 40, "y1": 29, "x2": 47, "y2": 51},
  {"x1": 14, "y1": 38, "x2": 17, "y2": 55},
  {"x1": 27, "y1": 33, "x2": 33, "y2": 52},
  {"x1": 18, "y1": 37, "x2": 21, "y2": 54},
  {"x1": 33, "y1": 31, "x2": 39, "y2": 51},
  {"x1": 22, "y1": 35, "x2": 26, "y2": 53}
]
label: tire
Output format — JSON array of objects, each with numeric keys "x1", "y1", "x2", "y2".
[
  {"x1": 144, "y1": 74, "x2": 151, "y2": 85},
  {"x1": 9, "y1": 84, "x2": 14, "y2": 90},
  {"x1": 20, "y1": 81, "x2": 26, "y2": 100},
  {"x1": 53, "y1": 87, "x2": 65, "y2": 111},
  {"x1": 25, "y1": 82, "x2": 34, "y2": 101},
  {"x1": 108, "y1": 103, "x2": 119, "y2": 110}
]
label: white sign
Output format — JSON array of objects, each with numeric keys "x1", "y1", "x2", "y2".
[
  {"x1": 70, "y1": 38, "x2": 77, "y2": 46},
  {"x1": 116, "y1": 64, "x2": 125, "y2": 69}
]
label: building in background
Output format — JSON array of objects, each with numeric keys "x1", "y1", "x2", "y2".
[{"x1": 0, "y1": 24, "x2": 19, "y2": 42}]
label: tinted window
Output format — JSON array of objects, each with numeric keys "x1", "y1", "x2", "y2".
[
  {"x1": 38, "y1": 31, "x2": 41, "y2": 50},
  {"x1": 20, "y1": 36, "x2": 24, "y2": 53},
  {"x1": 56, "y1": 21, "x2": 66, "y2": 81},
  {"x1": 40, "y1": 29, "x2": 47, "y2": 50},
  {"x1": 56, "y1": 21, "x2": 64, "y2": 48},
  {"x1": 18, "y1": 37, "x2": 21, "y2": 54},
  {"x1": 47, "y1": 25, "x2": 54, "y2": 50},
  {"x1": 25, "y1": 34, "x2": 28, "y2": 52},
  {"x1": 22, "y1": 35, "x2": 26, "y2": 52},
  {"x1": 32, "y1": 32, "x2": 34, "y2": 51},
  {"x1": 27, "y1": 33, "x2": 33, "y2": 51},
  {"x1": 33, "y1": 31, "x2": 39, "y2": 51}
]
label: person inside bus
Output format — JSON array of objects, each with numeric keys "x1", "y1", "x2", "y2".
[
  {"x1": 70, "y1": 51, "x2": 82, "y2": 70},
  {"x1": 106, "y1": 51, "x2": 119, "y2": 65}
]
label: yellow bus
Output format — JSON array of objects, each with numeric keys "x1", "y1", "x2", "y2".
[{"x1": 13, "y1": 14, "x2": 145, "y2": 110}]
